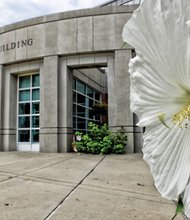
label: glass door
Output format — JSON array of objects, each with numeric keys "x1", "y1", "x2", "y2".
[{"x1": 17, "y1": 74, "x2": 40, "y2": 152}]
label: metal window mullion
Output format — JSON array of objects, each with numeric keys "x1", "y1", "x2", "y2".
[
  {"x1": 18, "y1": 128, "x2": 30, "y2": 131},
  {"x1": 17, "y1": 76, "x2": 20, "y2": 144}
]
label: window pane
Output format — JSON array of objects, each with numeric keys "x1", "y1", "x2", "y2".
[
  {"x1": 87, "y1": 98, "x2": 94, "y2": 108},
  {"x1": 73, "y1": 92, "x2": 76, "y2": 103},
  {"x1": 87, "y1": 87, "x2": 94, "y2": 98},
  {"x1": 32, "y1": 116, "x2": 39, "y2": 128},
  {"x1": 32, "y1": 74, "x2": 40, "y2": 87},
  {"x1": 32, "y1": 89, "x2": 40, "y2": 100},
  {"x1": 19, "y1": 90, "x2": 30, "y2": 101},
  {"x1": 73, "y1": 117, "x2": 76, "y2": 129},
  {"x1": 19, "y1": 116, "x2": 30, "y2": 128},
  {"x1": 18, "y1": 130, "x2": 30, "y2": 142},
  {"x1": 95, "y1": 114, "x2": 100, "y2": 121},
  {"x1": 77, "y1": 105, "x2": 86, "y2": 117},
  {"x1": 32, "y1": 130, "x2": 39, "y2": 143},
  {"x1": 73, "y1": 79, "x2": 76, "y2": 90},
  {"x1": 19, "y1": 103, "x2": 30, "y2": 115},
  {"x1": 77, "y1": 94, "x2": 86, "y2": 106},
  {"x1": 32, "y1": 102, "x2": 40, "y2": 114},
  {"x1": 77, "y1": 118, "x2": 86, "y2": 130},
  {"x1": 19, "y1": 76, "x2": 30, "y2": 88},
  {"x1": 89, "y1": 109, "x2": 94, "y2": 119},
  {"x1": 73, "y1": 104, "x2": 76, "y2": 115},
  {"x1": 77, "y1": 81, "x2": 85, "y2": 94},
  {"x1": 95, "y1": 91, "x2": 100, "y2": 101}
]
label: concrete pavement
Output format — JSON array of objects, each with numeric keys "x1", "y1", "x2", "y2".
[{"x1": 0, "y1": 152, "x2": 183, "y2": 220}]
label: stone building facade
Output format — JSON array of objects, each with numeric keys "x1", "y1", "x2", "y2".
[{"x1": 0, "y1": 5, "x2": 142, "y2": 153}]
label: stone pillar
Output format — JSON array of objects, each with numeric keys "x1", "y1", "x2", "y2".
[
  {"x1": 58, "y1": 58, "x2": 73, "y2": 152},
  {"x1": 134, "y1": 114, "x2": 143, "y2": 153},
  {"x1": 108, "y1": 50, "x2": 134, "y2": 153},
  {"x1": 0, "y1": 65, "x2": 3, "y2": 150},
  {"x1": 40, "y1": 56, "x2": 58, "y2": 152},
  {"x1": 2, "y1": 69, "x2": 17, "y2": 151}
]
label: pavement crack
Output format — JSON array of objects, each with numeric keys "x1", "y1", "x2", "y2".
[
  {"x1": 22, "y1": 155, "x2": 78, "y2": 176},
  {"x1": 43, "y1": 155, "x2": 107, "y2": 220},
  {"x1": 0, "y1": 155, "x2": 78, "y2": 184}
]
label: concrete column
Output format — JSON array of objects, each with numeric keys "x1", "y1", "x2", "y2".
[
  {"x1": 108, "y1": 50, "x2": 134, "y2": 153},
  {"x1": 40, "y1": 56, "x2": 58, "y2": 152},
  {"x1": 2, "y1": 69, "x2": 17, "y2": 151},
  {"x1": 0, "y1": 65, "x2": 3, "y2": 150},
  {"x1": 58, "y1": 58, "x2": 73, "y2": 152},
  {"x1": 134, "y1": 114, "x2": 142, "y2": 153}
]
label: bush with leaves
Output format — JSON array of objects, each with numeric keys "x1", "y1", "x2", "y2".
[
  {"x1": 110, "y1": 127, "x2": 128, "y2": 154},
  {"x1": 73, "y1": 122, "x2": 127, "y2": 154}
]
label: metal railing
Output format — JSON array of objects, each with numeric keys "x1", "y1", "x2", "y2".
[{"x1": 98, "y1": 0, "x2": 141, "y2": 7}]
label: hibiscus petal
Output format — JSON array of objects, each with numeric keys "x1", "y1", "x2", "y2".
[
  {"x1": 122, "y1": 0, "x2": 190, "y2": 216},
  {"x1": 129, "y1": 56, "x2": 184, "y2": 127},
  {"x1": 143, "y1": 123, "x2": 190, "y2": 202},
  {"x1": 122, "y1": 0, "x2": 190, "y2": 87}
]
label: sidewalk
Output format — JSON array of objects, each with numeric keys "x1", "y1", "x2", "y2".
[{"x1": 0, "y1": 152, "x2": 183, "y2": 220}]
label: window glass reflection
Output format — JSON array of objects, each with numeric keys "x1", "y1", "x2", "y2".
[
  {"x1": 32, "y1": 74, "x2": 40, "y2": 87},
  {"x1": 19, "y1": 116, "x2": 30, "y2": 128},
  {"x1": 32, "y1": 89, "x2": 40, "y2": 100},
  {"x1": 19, "y1": 103, "x2": 30, "y2": 115},
  {"x1": 19, "y1": 90, "x2": 30, "y2": 101},
  {"x1": 73, "y1": 79, "x2": 76, "y2": 90},
  {"x1": 95, "y1": 91, "x2": 100, "y2": 101},
  {"x1": 77, "y1": 81, "x2": 85, "y2": 94},
  {"x1": 19, "y1": 76, "x2": 30, "y2": 88},
  {"x1": 32, "y1": 103, "x2": 40, "y2": 114},
  {"x1": 87, "y1": 87, "x2": 94, "y2": 98},
  {"x1": 32, "y1": 116, "x2": 39, "y2": 128},
  {"x1": 18, "y1": 130, "x2": 30, "y2": 142},
  {"x1": 73, "y1": 92, "x2": 76, "y2": 103},
  {"x1": 89, "y1": 109, "x2": 94, "y2": 119},
  {"x1": 32, "y1": 130, "x2": 39, "y2": 143},
  {"x1": 73, "y1": 117, "x2": 76, "y2": 129},
  {"x1": 77, "y1": 94, "x2": 86, "y2": 106},
  {"x1": 77, "y1": 105, "x2": 86, "y2": 117},
  {"x1": 77, "y1": 118, "x2": 86, "y2": 130},
  {"x1": 73, "y1": 104, "x2": 76, "y2": 115}
]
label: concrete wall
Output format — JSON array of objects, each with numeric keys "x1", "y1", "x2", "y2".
[
  {"x1": 0, "y1": 6, "x2": 142, "y2": 153},
  {"x1": 0, "y1": 6, "x2": 134, "y2": 64}
]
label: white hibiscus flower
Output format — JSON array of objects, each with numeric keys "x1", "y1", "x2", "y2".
[{"x1": 122, "y1": 0, "x2": 190, "y2": 217}]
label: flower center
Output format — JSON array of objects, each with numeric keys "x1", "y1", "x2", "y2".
[{"x1": 172, "y1": 104, "x2": 190, "y2": 128}]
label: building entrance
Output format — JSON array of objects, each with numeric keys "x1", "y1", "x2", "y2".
[{"x1": 17, "y1": 74, "x2": 40, "y2": 152}]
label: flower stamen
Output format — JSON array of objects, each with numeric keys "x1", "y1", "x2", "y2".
[{"x1": 172, "y1": 104, "x2": 190, "y2": 128}]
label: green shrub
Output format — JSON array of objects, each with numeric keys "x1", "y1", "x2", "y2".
[
  {"x1": 73, "y1": 122, "x2": 127, "y2": 154},
  {"x1": 110, "y1": 127, "x2": 128, "y2": 154},
  {"x1": 112, "y1": 144, "x2": 125, "y2": 154}
]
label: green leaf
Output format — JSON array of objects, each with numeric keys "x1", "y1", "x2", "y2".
[{"x1": 171, "y1": 198, "x2": 184, "y2": 220}]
